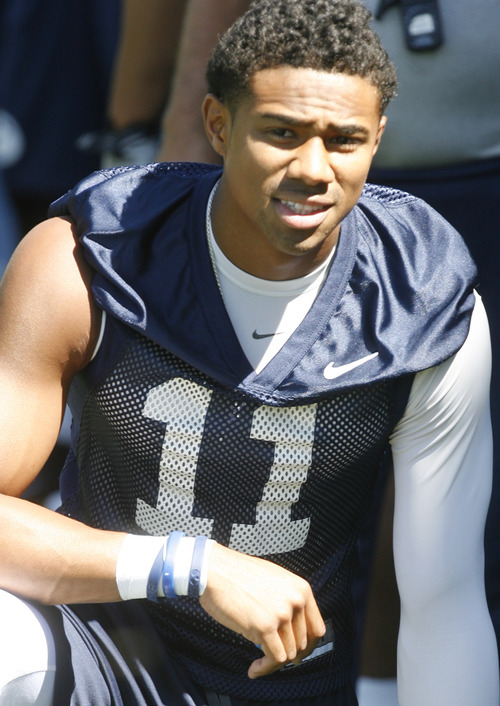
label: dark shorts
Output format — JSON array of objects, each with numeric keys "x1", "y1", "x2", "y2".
[{"x1": 38, "y1": 601, "x2": 358, "y2": 706}]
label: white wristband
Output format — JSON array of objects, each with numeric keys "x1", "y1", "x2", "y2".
[
  {"x1": 116, "y1": 533, "x2": 216, "y2": 601},
  {"x1": 115, "y1": 534, "x2": 166, "y2": 601}
]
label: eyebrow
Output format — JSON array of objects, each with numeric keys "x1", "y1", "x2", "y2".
[{"x1": 258, "y1": 112, "x2": 370, "y2": 137}]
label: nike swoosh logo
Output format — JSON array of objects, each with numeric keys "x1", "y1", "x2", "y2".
[
  {"x1": 252, "y1": 330, "x2": 286, "y2": 340},
  {"x1": 323, "y1": 352, "x2": 379, "y2": 380}
]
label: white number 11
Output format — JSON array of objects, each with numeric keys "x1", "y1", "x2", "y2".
[{"x1": 136, "y1": 378, "x2": 316, "y2": 556}]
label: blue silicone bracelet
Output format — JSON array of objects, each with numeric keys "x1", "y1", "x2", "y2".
[
  {"x1": 162, "y1": 531, "x2": 185, "y2": 598},
  {"x1": 146, "y1": 543, "x2": 165, "y2": 602},
  {"x1": 188, "y1": 536, "x2": 208, "y2": 599}
]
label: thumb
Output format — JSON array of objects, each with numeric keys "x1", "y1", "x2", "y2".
[{"x1": 248, "y1": 653, "x2": 283, "y2": 680}]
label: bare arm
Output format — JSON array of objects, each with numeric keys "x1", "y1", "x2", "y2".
[
  {"x1": 107, "y1": 0, "x2": 186, "y2": 130},
  {"x1": 158, "y1": 0, "x2": 251, "y2": 164},
  {"x1": 0, "y1": 218, "x2": 125, "y2": 605}
]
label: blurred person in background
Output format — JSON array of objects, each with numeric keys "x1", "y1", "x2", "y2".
[
  {"x1": 0, "y1": 0, "x2": 120, "y2": 233},
  {"x1": 91, "y1": 0, "x2": 250, "y2": 168}
]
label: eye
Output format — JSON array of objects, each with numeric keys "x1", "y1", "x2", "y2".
[
  {"x1": 267, "y1": 127, "x2": 296, "y2": 140},
  {"x1": 327, "y1": 134, "x2": 362, "y2": 151},
  {"x1": 332, "y1": 136, "x2": 354, "y2": 144}
]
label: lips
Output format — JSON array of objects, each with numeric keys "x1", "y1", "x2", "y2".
[
  {"x1": 279, "y1": 199, "x2": 328, "y2": 215},
  {"x1": 274, "y1": 198, "x2": 331, "y2": 229}
]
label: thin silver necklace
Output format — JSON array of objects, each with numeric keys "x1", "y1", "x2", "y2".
[{"x1": 205, "y1": 181, "x2": 223, "y2": 295}]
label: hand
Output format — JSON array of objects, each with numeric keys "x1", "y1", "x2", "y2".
[{"x1": 199, "y1": 543, "x2": 326, "y2": 679}]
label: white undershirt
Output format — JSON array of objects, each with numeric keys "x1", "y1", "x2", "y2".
[{"x1": 206, "y1": 193, "x2": 335, "y2": 373}]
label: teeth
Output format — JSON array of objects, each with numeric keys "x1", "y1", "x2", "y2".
[{"x1": 281, "y1": 200, "x2": 324, "y2": 215}]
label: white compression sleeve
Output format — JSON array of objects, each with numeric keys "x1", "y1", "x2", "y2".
[
  {"x1": 356, "y1": 677, "x2": 398, "y2": 706},
  {"x1": 390, "y1": 294, "x2": 499, "y2": 705}
]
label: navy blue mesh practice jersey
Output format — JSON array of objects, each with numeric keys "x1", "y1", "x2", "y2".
[{"x1": 49, "y1": 163, "x2": 477, "y2": 699}]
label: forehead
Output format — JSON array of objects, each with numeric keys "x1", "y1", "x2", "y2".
[{"x1": 242, "y1": 66, "x2": 381, "y2": 124}]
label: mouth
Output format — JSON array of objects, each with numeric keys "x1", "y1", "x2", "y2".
[
  {"x1": 279, "y1": 199, "x2": 329, "y2": 215},
  {"x1": 273, "y1": 197, "x2": 332, "y2": 229}
]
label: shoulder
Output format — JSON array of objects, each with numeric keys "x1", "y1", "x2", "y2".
[
  {"x1": 358, "y1": 182, "x2": 450, "y2": 227},
  {"x1": 355, "y1": 182, "x2": 477, "y2": 317},
  {"x1": 0, "y1": 217, "x2": 99, "y2": 376},
  {"x1": 330, "y1": 184, "x2": 478, "y2": 380},
  {"x1": 357, "y1": 182, "x2": 465, "y2": 244},
  {"x1": 48, "y1": 162, "x2": 222, "y2": 235},
  {"x1": 393, "y1": 293, "x2": 490, "y2": 438}
]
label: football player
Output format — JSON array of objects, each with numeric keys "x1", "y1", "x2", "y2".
[{"x1": 0, "y1": 1, "x2": 497, "y2": 704}]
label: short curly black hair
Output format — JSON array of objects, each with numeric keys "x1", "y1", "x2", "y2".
[{"x1": 206, "y1": 0, "x2": 397, "y2": 114}]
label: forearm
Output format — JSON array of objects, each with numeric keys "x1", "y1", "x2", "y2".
[
  {"x1": 108, "y1": 0, "x2": 185, "y2": 129},
  {"x1": 397, "y1": 579, "x2": 498, "y2": 705},
  {"x1": 0, "y1": 494, "x2": 125, "y2": 605},
  {"x1": 158, "y1": 0, "x2": 251, "y2": 163},
  {"x1": 391, "y1": 295, "x2": 499, "y2": 704},
  {"x1": 395, "y1": 436, "x2": 498, "y2": 706}
]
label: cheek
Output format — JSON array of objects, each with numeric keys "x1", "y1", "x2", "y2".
[
  {"x1": 244, "y1": 139, "x2": 287, "y2": 180},
  {"x1": 227, "y1": 148, "x2": 266, "y2": 194},
  {"x1": 336, "y1": 151, "x2": 373, "y2": 188}
]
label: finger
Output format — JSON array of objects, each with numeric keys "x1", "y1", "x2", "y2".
[
  {"x1": 288, "y1": 597, "x2": 325, "y2": 665},
  {"x1": 248, "y1": 631, "x2": 287, "y2": 679},
  {"x1": 278, "y1": 620, "x2": 299, "y2": 662},
  {"x1": 287, "y1": 607, "x2": 307, "y2": 663},
  {"x1": 278, "y1": 586, "x2": 324, "y2": 666},
  {"x1": 305, "y1": 594, "x2": 326, "y2": 642}
]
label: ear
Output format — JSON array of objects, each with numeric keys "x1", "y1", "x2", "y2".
[
  {"x1": 202, "y1": 94, "x2": 231, "y2": 159},
  {"x1": 372, "y1": 115, "x2": 387, "y2": 156}
]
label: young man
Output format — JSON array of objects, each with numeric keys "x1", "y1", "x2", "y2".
[{"x1": 0, "y1": 1, "x2": 497, "y2": 704}]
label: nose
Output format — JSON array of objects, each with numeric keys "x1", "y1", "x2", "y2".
[{"x1": 287, "y1": 137, "x2": 335, "y2": 186}]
